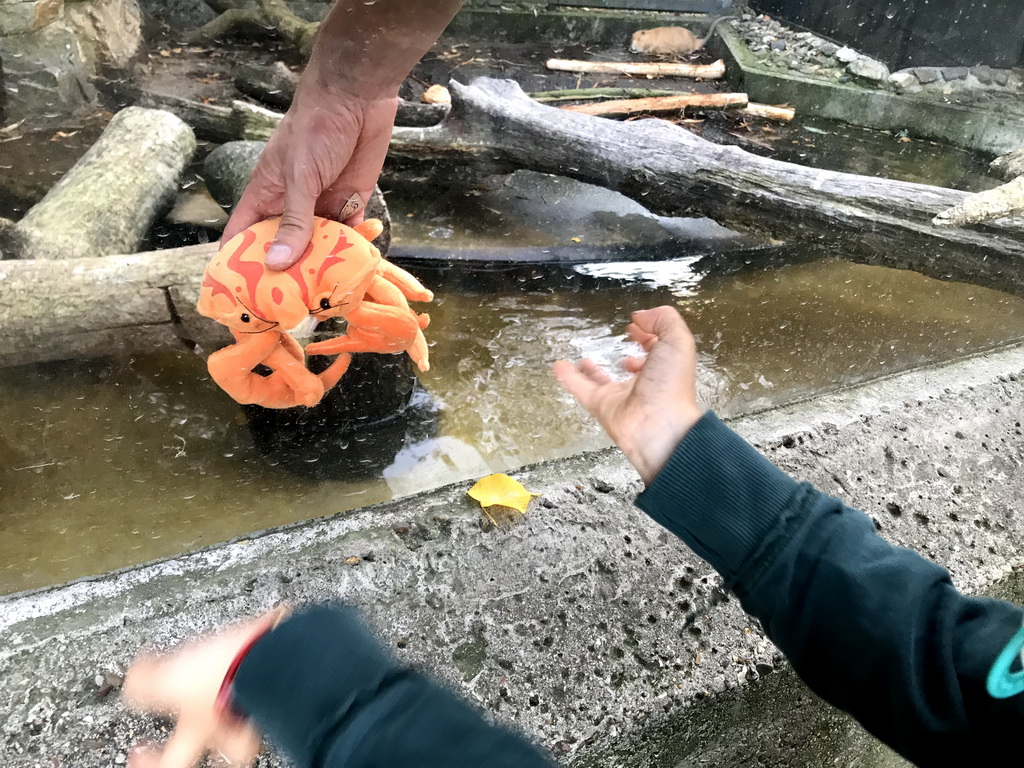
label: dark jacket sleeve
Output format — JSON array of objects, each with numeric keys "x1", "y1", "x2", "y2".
[
  {"x1": 231, "y1": 603, "x2": 555, "y2": 768},
  {"x1": 636, "y1": 411, "x2": 1024, "y2": 766}
]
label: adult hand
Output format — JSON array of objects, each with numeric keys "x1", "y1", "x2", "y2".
[
  {"x1": 221, "y1": 87, "x2": 397, "y2": 271},
  {"x1": 121, "y1": 608, "x2": 287, "y2": 768},
  {"x1": 553, "y1": 306, "x2": 704, "y2": 484}
]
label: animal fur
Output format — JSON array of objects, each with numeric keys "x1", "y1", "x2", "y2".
[{"x1": 630, "y1": 15, "x2": 736, "y2": 56}]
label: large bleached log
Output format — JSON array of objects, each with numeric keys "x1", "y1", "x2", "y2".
[
  {"x1": 0, "y1": 107, "x2": 196, "y2": 261},
  {"x1": 385, "y1": 78, "x2": 1024, "y2": 297},
  {"x1": 0, "y1": 189, "x2": 392, "y2": 368},
  {"x1": 0, "y1": 244, "x2": 221, "y2": 368}
]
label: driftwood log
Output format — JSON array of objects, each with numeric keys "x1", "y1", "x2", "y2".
[
  {"x1": 933, "y1": 147, "x2": 1024, "y2": 228},
  {"x1": 382, "y1": 78, "x2": 1024, "y2": 296},
  {"x1": 0, "y1": 188, "x2": 392, "y2": 367},
  {"x1": 0, "y1": 107, "x2": 196, "y2": 261},
  {"x1": 190, "y1": 0, "x2": 318, "y2": 57},
  {"x1": 0, "y1": 244, "x2": 220, "y2": 368}
]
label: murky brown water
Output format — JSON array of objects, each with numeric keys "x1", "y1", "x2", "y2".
[{"x1": 3, "y1": 256, "x2": 1024, "y2": 595}]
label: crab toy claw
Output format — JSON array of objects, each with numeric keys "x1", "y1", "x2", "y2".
[{"x1": 196, "y1": 216, "x2": 433, "y2": 409}]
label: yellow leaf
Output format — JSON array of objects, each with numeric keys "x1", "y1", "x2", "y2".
[
  {"x1": 571, "y1": 237, "x2": 582, "y2": 243},
  {"x1": 467, "y1": 473, "x2": 538, "y2": 515}
]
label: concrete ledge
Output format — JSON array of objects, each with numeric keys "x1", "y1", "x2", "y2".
[
  {"x1": 716, "y1": 26, "x2": 1024, "y2": 155},
  {"x1": 6, "y1": 342, "x2": 1024, "y2": 765}
]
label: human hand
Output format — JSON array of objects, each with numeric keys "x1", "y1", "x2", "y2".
[
  {"x1": 121, "y1": 608, "x2": 288, "y2": 768},
  {"x1": 553, "y1": 306, "x2": 703, "y2": 484},
  {"x1": 222, "y1": 81, "x2": 397, "y2": 271}
]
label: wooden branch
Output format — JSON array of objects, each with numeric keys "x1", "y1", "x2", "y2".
[
  {"x1": 387, "y1": 78, "x2": 1024, "y2": 297},
  {"x1": 561, "y1": 92, "x2": 747, "y2": 117},
  {"x1": 0, "y1": 107, "x2": 196, "y2": 261},
  {"x1": 545, "y1": 58, "x2": 726, "y2": 79},
  {"x1": 741, "y1": 103, "x2": 795, "y2": 122},
  {"x1": 932, "y1": 176, "x2": 1024, "y2": 228},
  {"x1": 189, "y1": 0, "x2": 318, "y2": 57},
  {"x1": 530, "y1": 87, "x2": 679, "y2": 102}
]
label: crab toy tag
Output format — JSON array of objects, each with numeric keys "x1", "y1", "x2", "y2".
[{"x1": 196, "y1": 216, "x2": 432, "y2": 409}]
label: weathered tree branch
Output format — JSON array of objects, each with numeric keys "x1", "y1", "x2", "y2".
[
  {"x1": 191, "y1": 0, "x2": 318, "y2": 57},
  {"x1": 384, "y1": 78, "x2": 1024, "y2": 296},
  {"x1": 561, "y1": 92, "x2": 748, "y2": 117}
]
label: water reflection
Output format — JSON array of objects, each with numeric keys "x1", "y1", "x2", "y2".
[{"x1": 2, "y1": 257, "x2": 1024, "y2": 594}]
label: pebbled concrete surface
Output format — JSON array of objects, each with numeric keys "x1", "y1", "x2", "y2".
[{"x1": 6, "y1": 342, "x2": 1024, "y2": 766}]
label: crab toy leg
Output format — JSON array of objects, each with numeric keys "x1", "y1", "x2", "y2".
[
  {"x1": 304, "y1": 302, "x2": 430, "y2": 371},
  {"x1": 207, "y1": 331, "x2": 325, "y2": 408}
]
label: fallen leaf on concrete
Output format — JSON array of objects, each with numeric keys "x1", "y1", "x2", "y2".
[{"x1": 468, "y1": 473, "x2": 538, "y2": 516}]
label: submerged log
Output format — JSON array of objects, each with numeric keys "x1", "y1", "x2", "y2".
[
  {"x1": 0, "y1": 107, "x2": 196, "y2": 261},
  {"x1": 386, "y1": 78, "x2": 1024, "y2": 296},
  {"x1": 562, "y1": 92, "x2": 748, "y2": 117},
  {"x1": 545, "y1": 58, "x2": 726, "y2": 79}
]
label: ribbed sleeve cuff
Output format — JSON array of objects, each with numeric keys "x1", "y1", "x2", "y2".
[{"x1": 635, "y1": 411, "x2": 801, "y2": 586}]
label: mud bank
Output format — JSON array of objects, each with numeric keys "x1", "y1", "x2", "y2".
[{"x1": 7, "y1": 341, "x2": 1024, "y2": 765}]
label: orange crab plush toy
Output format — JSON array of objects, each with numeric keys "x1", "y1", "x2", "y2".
[{"x1": 196, "y1": 216, "x2": 432, "y2": 409}]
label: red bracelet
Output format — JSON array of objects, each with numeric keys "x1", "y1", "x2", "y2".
[{"x1": 214, "y1": 614, "x2": 285, "y2": 720}]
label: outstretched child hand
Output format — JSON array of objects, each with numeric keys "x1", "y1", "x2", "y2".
[
  {"x1": 121, "y1": 608, "x2": 287, "y2": 768},
  {"x1": 553, "y1": 306, "x2": 704, "y2": 484}
]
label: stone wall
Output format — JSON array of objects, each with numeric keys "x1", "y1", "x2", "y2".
[{"x1": 0, "y1": 0, "x2": 143, "y2": 122}]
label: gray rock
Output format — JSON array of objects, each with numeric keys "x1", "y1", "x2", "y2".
[
  {"x1": 972, "y1": 65, "x2": 994, "y2": 84},
  {"x1": 769, "y1": 39, "x2": 786, "y2": 52},
  {"x1": 835, "y1": 45, "x2": 859, "y2": 63},
  {"x1": 993, "y1": 69, "x2": 1011, "y2": 86},
  {"x1": 202, "y1": 140, "x2": 266, "y2": 209},
  {"x1": 0, "y1": 0, "x2": 63, "y2": 36},
  {"x1": 818, "y1": 41, "x2": 839, "y2": 56},
  {"x1": 888, "y1": 71, "x2": 917, "y2": 91},
  {"x1": 65, "y1": 0, "x2": 144, "y2": 71},
  {"x1": 913, "y1": 66, "x2": 941, "y2": 84},
  {"x1": 943, "y1": 66, "x2": 969, "y2": 81},
  {"x1": 848, "y1": 56, "x2": 890, "y2": 83},
  {"x1": 0, "y1": 20, "x2": 95, "y2": 120}
]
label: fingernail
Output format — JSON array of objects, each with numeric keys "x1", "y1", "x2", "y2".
[
  {"x1": 340, "y1": 193, "x2": 365, "y2": 220},
  {"x1": 266, "y1": 244, "x2": 292, "y2": 268}
]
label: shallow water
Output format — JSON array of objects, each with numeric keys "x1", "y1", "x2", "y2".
[{"x1": 3, "y1": 256, "x2": 1024, "y2": 595}]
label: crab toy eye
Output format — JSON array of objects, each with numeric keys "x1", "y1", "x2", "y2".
[
  {"x1": 319, "y1": 298, "x2": 331, "y2": 310},
  {"x1": 240, "y1": 313, "x2": 251, "y2": 323}
]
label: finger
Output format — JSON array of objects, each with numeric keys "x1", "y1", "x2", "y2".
[
  {"x1": 123, "y1": 655, "x2": 176, "y2": 714},
  {"x1": 631, "y1": 306, "x2": 693, "y2": 346},
  {"x1": 128, "y1": 745, "x2": 162, "y2": 768},
  {"x1": 625, "y1": 323, "x2": 658, "y2": 352},
  {"x1": 621, "y1": 355, "x2": 646, "y2": 374},
  {"x1": 266, "y1": 178, "x2": 319, "y2": 270},
  {"x1": 552, "y1": 360, "x2": 600, "y2": 410},
  {"x1": 577, "y1": 358, "x2": 613, "y2": 385},
  {"x1": 155, "y1": 718, "x2": 211, "y2": 768},
  {"x1": 212, "y1": 721, "x2": 262, "y2": 766}
]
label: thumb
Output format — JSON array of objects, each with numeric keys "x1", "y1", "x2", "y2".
[{"x1": 266, "y1": 182, "x2": 317, "y2": 271}]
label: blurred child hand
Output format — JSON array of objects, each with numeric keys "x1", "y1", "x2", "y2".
[
  {"x1": 121, "y1": 609, "x2": 286, "y2": 768},
  {"x1": 553, "y1": 306, "x2": 703, "y2": 484}
]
